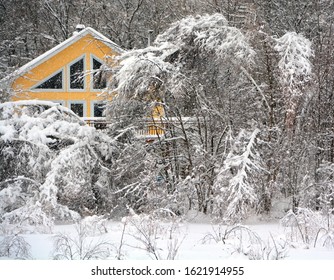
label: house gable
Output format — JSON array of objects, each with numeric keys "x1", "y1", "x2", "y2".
[{"x1": 11, "y1": 28, "x2": 123, "y2": 117}]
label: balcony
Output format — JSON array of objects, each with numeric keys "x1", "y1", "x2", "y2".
[
  {"x1": 82, "y1": 117, "x2": 165, "y2": 138},
  {"x1": 82, "y1": 116, "x2": 197, "y2": 139}
]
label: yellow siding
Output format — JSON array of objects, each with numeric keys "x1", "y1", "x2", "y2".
[
  {"x1": 11, "y1": 34, "x2": 117, "y2": 117},
  {"x1": 11, "y1": 31, "x2": 165, "y2": 137}
]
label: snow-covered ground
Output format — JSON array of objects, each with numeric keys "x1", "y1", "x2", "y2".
[
  {"x1": 1, "y1": 215, "x2": 334, "y2": 280},
  {"x1": 40, "y1": 223, "x2": 334, "y2": 260},
  {"x1": 1, "y1": 214, "x2": 333, "y2": 260}
]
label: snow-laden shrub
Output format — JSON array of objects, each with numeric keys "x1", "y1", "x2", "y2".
[
  {"x1": 109, "y1": 140, "x2": 172, "y2": 216},
  {"x1": 314, "y1": 228, "x2": 334, "y2": 249},
  {"x1": 124, "y1": 213, "x2": 184, "y2": 260},
  {"x1": 52, "y1": 219, "x2": 112, "y2": 260},
  {"x1": 0, "y1": 235, "x2": 32, "y2": 259},
  {"x1": 44, "y1": 142, "x2": 113, "y2": 217},
  {"x1": 0, "y1": 178, "x2": 56, "y2": 234},
  {"x1": 80, "y1": 215, "x2": 109, "y2": 236},
  {"x1": 281, "y1": 208, "x2": 325, "y2": 246},
  {"x1": 0, "y1": 101, "x2": 116, "y2": 231},
  {"x1": 124, "y1": 213, "x2": 165, "y2": 260},
  {"x1": 0, "y1": 140, "x2": 52, "y2": 184},
  {"x1": 0, "y1": 177, "x2": 39, "y2": 215},
  {"x1": 202, "y1": 224, "x2": 288, "y2": 260},
  {"x1": 281, "y1": 208, "x2": 334, "y2": 249},
  {"x1": 1, "y1": 202, "x2": 54, "y2": 234}
]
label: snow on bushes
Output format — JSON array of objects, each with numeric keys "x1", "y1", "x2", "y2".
[
  {"x1": 52, "y1": 217, "x2": 112, "y2": 260},
  {"x1": 281, "y1": 207, "x2": 334, "y2": 248},
  {"x1": 0, "y1": 234, "x2": 32, "y2": 259},
  {"x1": 0, "y1": 101, "x2": 115, "y2": 233}
]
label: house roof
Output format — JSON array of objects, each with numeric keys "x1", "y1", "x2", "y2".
[{"x1": 0, "y1": 27, "x2": 124, "y2": 87}]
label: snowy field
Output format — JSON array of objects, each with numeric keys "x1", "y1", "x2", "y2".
[
  {"x1": 1, "y1": 212, "x2": 334, "y2": 260},
  {"x1": 25, "y1": 223, "x2": 334, "y2": 260},
  {"x1": 1, "y1": 213, "x2": 334, "y2": 280}
]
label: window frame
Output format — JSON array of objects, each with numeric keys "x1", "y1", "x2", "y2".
[
  {"x1": 31, "y1": 69, "x2": 64, "y2": 92},
  {"x1": 68, "y1": 55, "x2": 86, "y2": 91},
  {"x1": 68, "y1": 100, "x2": 86, "y2": 117},
  {"x1": 90, "y1": 55, "x2": 107, "y2": 91}
]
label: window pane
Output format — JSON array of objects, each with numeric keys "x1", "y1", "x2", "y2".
[
  {"x1": 93, "y1": 58, "x2": 106, "y2": 89},
  {"x1": 94, "y1": 103, "x2": 104, "y2": 117},
  {"x1": 36, "y1": 71, "x2": 62, "y2": 89},
  {"x1": 93, "y1": 58, "x2": 102, "y2": 70},
  {"x1": 70, "y1": 103, "x2": 84, "y2": 117},
  {"x1": 70, "y1": 59, "x2": 84, "y2": 89}
]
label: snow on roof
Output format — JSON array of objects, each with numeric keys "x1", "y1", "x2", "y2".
[{"x1": 7, "y1": 27, "x2": 124, "y2": 80}]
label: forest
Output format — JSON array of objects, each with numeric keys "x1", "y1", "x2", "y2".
[{"x1": 0, "y1": 0, "x2": 334, "y2": 259}]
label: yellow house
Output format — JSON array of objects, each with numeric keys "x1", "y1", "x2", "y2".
[
  {"x1": 9, "y1": 26, "x2": 123, "y2": 118},
  {"x1": 5, "y1": 25, "x2": 166, "y2": 137}
]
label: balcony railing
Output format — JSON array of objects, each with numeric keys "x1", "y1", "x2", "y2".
[
  {"x1": 82, "y1": 117, "x2": 111, "y2": 130},
  {"x1": 82, "y1": 117, "x2": 197, "y2": 138},
  {"x1": 135, "y1": 120, "x2": 165, "y2": 138},
  {"x1": 82, "y1": 117, "x2": 165, "y2": 137}
]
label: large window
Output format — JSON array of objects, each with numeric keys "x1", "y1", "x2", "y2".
[
  {"x1": 35, "y1": 70, "x2": 63, "y2": 89},
  {"x1": 92, "y1": 58, "x2": 107, "y2": 89},
  {"x1": 70, "y1": 58, "x2": 84, "y2": 89}
]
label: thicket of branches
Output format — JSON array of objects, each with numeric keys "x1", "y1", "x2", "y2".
[
  {"x1": 0, "y1": 102, "x2": 116, "y2": 232},
  {"x1": 1, "y1": 1, "x2": 334, "y2": 225},
  {"x1": 105, "y1": 3, "x2": 334, "y2": 223}
]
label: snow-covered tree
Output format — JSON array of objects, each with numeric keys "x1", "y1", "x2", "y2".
[
  {"x1": 271, "y1": 32, "x2": 314, "y2": 212},
  {"x1": 274, "y1": 31, "x2": 313, "y2": 134},
  {"x1": 214, "y1": 128, "x2": 264, "y2": 223},
  {"x1": 106, "y1": 13, "x2": 265, "y2": 218},
  {"x1": 2, "y1": 1, "x2": 333, "y2": 229},
  {"x1": 107, "y1": 13, "x2": 255, "y2": 113}
]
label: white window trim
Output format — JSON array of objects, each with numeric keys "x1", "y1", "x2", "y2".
[
  {"x1": 30, "y1": 68, "x2": 65, "y2": 92},
  {"x1": 90, "y1": 55, "x2": 106, "y2": 92},
  {"x1": 68, "y1": 100, "x2": 86, "y2": 117},
  {"x1": 68, "y1": 55, "x2": 86, "y2": 91}
]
